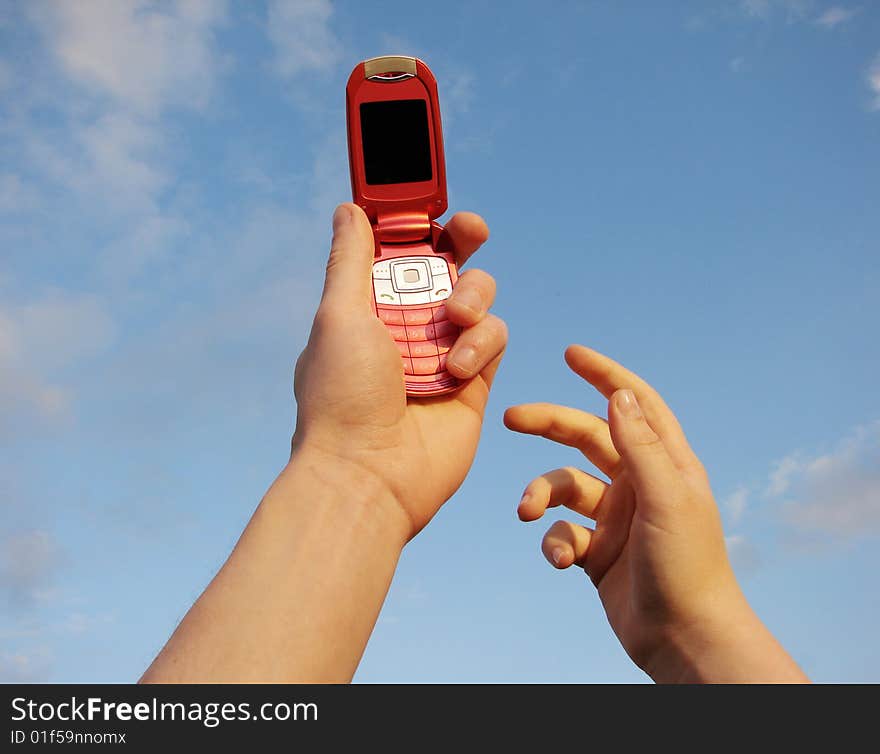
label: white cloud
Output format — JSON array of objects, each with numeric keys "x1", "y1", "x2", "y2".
[
  {"x1": 32, "y1": 0, "x2": 228, "y2": 115},
  {"x1": 266, "y1": 0, "x2": 340, "y2": 78},
  {"x1": 741, "y1": 0, "x2": 773, "y2": 17},
  {"x1": 0, "y1": 59, "x2": 11, "y2": 90},
  {"x1": 62, "y1": 611, "x2": 115, "y2": 635},
  {"x1": 723, "y1": 486, "x2": 750, "y2": 524},
  {"x1": 691, "y1": 0, "x2": 848, "y2": 32},
  {"x1": 13, "y1": 0, "x2": 230, "y2": 229},
  {"x1": 725, "y1": 534, "x2": 762, "y2": 575},
  {"x1": 0, "y1": 530, "x2": 62, "y2": 607},
  {"x1": 22, "y1": 113, "x2": 169, "y2": 216},
  {"x1": 868, "y1": 54, "x2": 880, "y2": 112},
  {"x1": 1, "y1": 4, "x2": 345, "y2": 428},
  {"x1": 13, "y1": 291, "x2": 116, "y2": 374},
  {"x1": 0, "y1": 290, "x2": 116, "y2": 419},
  {"x1": 815, "y1": 6, "x2": 858, "y2": 28},
  {"x1": 79, "y1": 113, "x2": 166, "y2": 199},
  {"x1": 100, "y1": 213, "x2": 190, "y2": 283},
  {"x1": 0, "y1": 3, "x2": 349, "y2": 683},
  {"x1": 766, "y1": 453, "x2": 802, "y2": 496},
  {"x1": 0, "y1": 173, "x2": 41, "y2": 214},
  {"x1": 769, "y1": 421, "x2": 880, "y2": 538},
  {"x1": 0, "y1": 647, "x2": 52, "y2": 682},
  {"x1": 723, "y1": 421, "x2": 880, "y2": 565},
  {"x1": 740, "y1": 0, "x2": 815, "y2": 21},
  {"x1": 441, "y1": 69, "x2": 475, "y2": 128},
  {"x1": 378, "y1": 31, "x2": 415, "y2": 56}
]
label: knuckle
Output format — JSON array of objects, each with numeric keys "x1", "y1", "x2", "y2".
[
  {"x1": 573, "y1": 425, "x2": 599, "y2": 447},
  {"x1": 627, "y1": 430, "x2": 666, "y2": 453},
  {"x1": 457, "y1": 269, "x2": 496, "y2": 299},
  {"x1": 546, "y1": 415, "x2": 567, "y2": 438},
  {"x1": 469, "y1": 268, "x2": 496, "y2": 293},
  {"x1": 475, "y1": 314, "x2": 507, "y2": 346},
  {"x1": 557, "y1": 466, "x2": 581, "y2": 485},
  {"x1": 629, "y1": 432, "x2": 662, "y2": 449},
  {"x1": 458, "y1": 267, "x2": 489, "y2": 283},
  {"x1": 460, "y1": 314, "x2": 507, "y2": 352},
  {"x1": 529, "y1": 473, "x2": 548, "y2": 490},
  {"x1": 545, "y1": 520, "x2": 571, "y2": 539}
]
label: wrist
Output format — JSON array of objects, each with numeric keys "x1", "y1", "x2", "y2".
[
  {"x1": 644, "y1": 587, "x2": 754, "y2": 683},
  {"x1": 277, "y1": 442, "x2": 413, "y2": 548},
  {"x1": 644, "y1": 586, "x2": 808, "y2": 684}
]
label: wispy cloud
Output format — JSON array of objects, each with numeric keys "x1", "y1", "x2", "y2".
[
  {"x1": 0, "y1": 1, "x2": 348, "y2": 430},
  {"x1": 726, "y1": 534, "x2": 762, "y2": 575},
  {"x1": 0, "y1": 173, "x2": 41, "y2": 214},
  {"x1": 766, "y1": 453, "x2": 803, "y2": 497},
  {"x1": 740, "y1": 0, "x2": 815, "y2": 21},
  {"x1": 30, "y1": 0, "x2": 228, "y2": 115},
  {"x1": 266, "y1": 0, "x2": 340, "y2": 78},
  {"x1": 0, "y1": 291, "x2": 116, "y2": 419},
  {"x1": 721, "y1": 420, "x2": 880, "y2": 571},
  {"x1": 729, "y1": 56, "x2": 748, "y2": 74},
  {"x1": 0, "y1": 58, "x2": 11, "y2": 90},
  {"x1": 0, "y1": 529, "x2": 63, "y2": 608},
  {"x1": 8, "y1": 0, "x2": 230, "y2": 276},
  {"x1": 0, "y1": 1, "x2": 233, "y2": 429},
  {"x1": 814, "y1": 5, "x2": 859, "y2": 28},
  {"x1": 868, "y1": 54, "x2": 880, "y2": 111},
  {"x1": 0, "y1": 647, "x2": 52, "y2": 682},
  {"x1": 723, "y1": 486, "x2": 750, "y2": 524},
  {"x1": 772, "y1": 421, "x2": 880, "y2": 538},
  {"x1": 25, "y1": 112, "x2": 168, "y2": 217},
  {"x1": 691, "y1": 0, "x2": 840, "y2": 28}
]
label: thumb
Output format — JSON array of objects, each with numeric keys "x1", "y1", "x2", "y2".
[
  {"x1": 321, "y1": 203, "x2": 376, "y2": 311},
  {"x1": 608, "y1": 389, "x2": 680, "y2": 502}
]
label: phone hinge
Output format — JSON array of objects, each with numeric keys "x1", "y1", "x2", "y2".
[{"x1": 375, "y1": 210, "x2": 431, "y2": 243}]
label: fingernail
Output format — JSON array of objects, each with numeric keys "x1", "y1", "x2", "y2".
[
  {"x1": 617, "y1": 389, "x2": 642, "y2": 419},
  {"x1": 551, "y1": 548, "x2": 566, "y2": 567},
  {"x1": 449, "y1": 345, "x2": 477, "y2": 375},
  {"x1": 332, "y1": 205, "x2": 351, "y2": 233},
  {"x1": 517, "y1": 492, "x2": 531, "y2": 516},
  {"x1": 451, "y1": 287, "x2": 483, "y2": 315}
]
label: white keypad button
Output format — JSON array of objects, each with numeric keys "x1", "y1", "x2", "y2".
[
  {"x1": 372, "y1": 260, "x2": 392, "y2": 279},
  {"x1": 399, "y1": 290, "x2": 432, "y2": 306},
  {"x1": 391, "y1": 259, "x2": 432, "y2": 292},
  {"x1": 372, "y1": 277, "x2": 400, "y2": 304},
  {"x1": 430, "y1": 273, "x2": 453, "y2": 302}
]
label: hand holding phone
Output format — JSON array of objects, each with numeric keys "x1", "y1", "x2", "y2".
[{"x1": 347, "y1": 56, "x2": 460, "y2": 396}]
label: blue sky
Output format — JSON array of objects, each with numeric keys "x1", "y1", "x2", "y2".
[{"x1": 1, "y1": 0, "x2": 878, "y2": 683}]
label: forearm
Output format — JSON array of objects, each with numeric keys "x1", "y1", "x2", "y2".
[
  {"x1": 647, "y1": 591, "x2": 810, "y2": 684},
  {"x1": 140, "y1": 449, "x2": 410, "y2": 683}
]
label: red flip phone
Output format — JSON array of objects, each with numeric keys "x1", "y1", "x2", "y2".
[{"x1": 346, "y1": 56, "x2": 460, "y2": 396}]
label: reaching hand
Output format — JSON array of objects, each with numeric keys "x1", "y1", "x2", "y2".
[{"x1": 504, "y1": 345, "x2": 808, "y2": 683}]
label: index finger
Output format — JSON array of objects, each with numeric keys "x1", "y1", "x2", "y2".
[
  {"x1": 436, "y1": 212, "x2": 489, "y2": 267},
  {"x1": 564, "y1": 345, "x2": 701, "y2": 473}
]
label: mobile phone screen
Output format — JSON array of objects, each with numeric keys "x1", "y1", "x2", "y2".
[{"x1": 360, "y1": 99, "x2": 432, "y2": 185}]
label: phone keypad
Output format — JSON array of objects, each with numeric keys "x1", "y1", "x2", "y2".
[
  {"x1": 404, "y1": 323, "x2": 435, "y2": 342},
  {"x1": 409, "y1": 355, "x2": 442, "y2": 375},
  {"x1": 373, "y1": 256, "x2": 459, "y2": 383},
  {"x1": 402, "y1": 308, "x2": 435, "y2": 326},
  {"x1": 377, "y1": 308, "x2": 405, "y2": 326}
]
